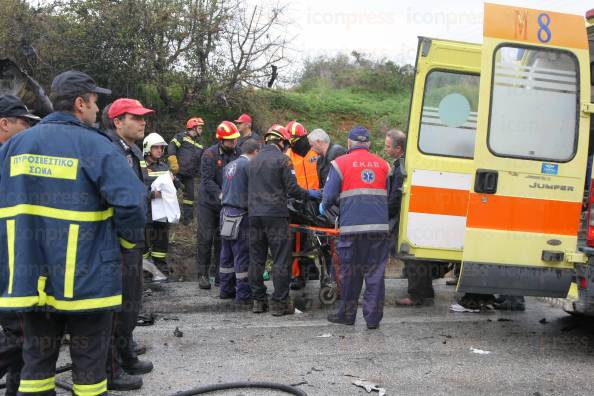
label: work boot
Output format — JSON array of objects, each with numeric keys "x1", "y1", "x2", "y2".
[
  {"x1": 219, "y1": 292, "x2": 236, "y2": 300},
  {"x1": 270, "y1": 299, "x2": 295, "y2": 317},
  {"x1": 493, "y1": 296, "x2": 525, "y2": 311},
  {"x1": 198, "y1": 275, "x2": 211, "y2": 290},
  {"x1": 122, "y1": 358, "x2": 154, "y2": 375},
  {"x1": 252, "y1": 299, "x2": 269, "y2": 313},
  {"x1": 108, "y1": 371, "x2": 143, "y2": 391},
  {"x1": 290, "y1": 277, "x2": 306, "y2": 290},
  {"x1": 327, "y1": 313, "x2": 355, "y2": 326}
]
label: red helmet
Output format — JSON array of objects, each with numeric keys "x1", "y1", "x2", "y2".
[
  {"x1": 216, "y1": 121, "x2": 240, "y2": 140},
  {"x1": 286, "y1": 121, "x2": 307, "y2": 138},
  {"x1": 186, "y1": 117, "x2": 204, "y2": 129},
  {"x1": 265, "y1": 124, "x2": 290, "y2": 141}
]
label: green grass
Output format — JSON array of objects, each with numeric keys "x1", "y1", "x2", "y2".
[{"x1": 255, "y1": 84, "x2": 411, "y2": 153}]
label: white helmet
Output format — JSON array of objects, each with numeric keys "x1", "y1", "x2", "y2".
[{"x1": 143, "y1": 132, "x2": 167, "y2": 156}]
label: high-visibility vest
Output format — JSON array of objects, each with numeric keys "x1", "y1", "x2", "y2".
[
  {"x1": 332, "y1": 147, "x2": 390, "y2": 234},
  {"x1": 286, "y1": 148, "x2": 320, "y2": 190}
]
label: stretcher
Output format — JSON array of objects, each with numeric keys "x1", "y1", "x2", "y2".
[{"x1": 289, "y1": 224, "x2": 340, "y2": 305}]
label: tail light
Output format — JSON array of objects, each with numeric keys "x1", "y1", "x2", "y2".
[
  {"x1": 587, "y1": 181, "x2": 594, "y2": 247},
  {"x1": 579, "y1": 276, "x2": 588, "y2": 290}
]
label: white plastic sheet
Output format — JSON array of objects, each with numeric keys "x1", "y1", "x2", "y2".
[{"x1": 150, "y1": 172, "x2": 180, "y2": 223}]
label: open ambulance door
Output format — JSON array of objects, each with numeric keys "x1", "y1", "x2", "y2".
[
  {"x1": 457, "y1": 4, "x2": 591, "y2": 297},
  {"x1": 398, "y1": 38, "x2": 481, "y2": 263}
]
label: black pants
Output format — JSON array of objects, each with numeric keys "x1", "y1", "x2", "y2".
[
  {"x1": 144, "y1": 222, "x2": 170, "y2": 272},
  {"x1": 405, "y1": 261, "x2": 436, "y2": 302},
  {"x1": 18, "y1": 311, "x2": 112, "y2": 396},
  {"x1": 249, "y1": 216, "x2": 292, "y2": 303},
  {"x1": 180, "y1": 175, "x2": 195, "y2": 221},
  {"x1": 0, "y1": 313, "x2": 23, "y2": 396},
  {"x1": 196, "y1": 205, "x2": 221, "y2": 280},
  {"x1": 107, "y1": 248, "x2": 143, "y2": 379}
]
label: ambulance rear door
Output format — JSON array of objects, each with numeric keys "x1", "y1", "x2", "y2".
[
  {"x1": 398, "y1": 37, "x2": 481, "y2": 263},
  {"x1": 458, "y1": 4, "x2": 591, "y2": 297}
]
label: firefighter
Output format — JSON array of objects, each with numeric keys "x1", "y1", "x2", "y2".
[
  {"x1": 168, "y1": 117, "x2": 204, "y2": 225},
  {"x1": 248, "y1": 124, "x2": 320, "y2": 316},
  {"x1": 321, "y1": 127, "x2": 391, "y2": 329},
  {"x1": 106, "y1": 98, "x2": 155, "y2": 390},
  {"x1": 196, "y1": 121, "x2": 241, "y2": 289},
  {"x1": 235, "y1": 113, "x2": 262, "y2": 150},
  {"x1": 143, "y1": 132, "x2": 172, "y2": 276},
  {"x1": 0, "y1": 71, "x2": 147, "y2": 396},
  {"x1": 285, "y1": 121, "x2": 320, "y2": 290},
  {"x1": 0, "y1": 95, "x2": 39, "y2": 396},
  {"x1": 219, "y1": 138, "x2": 261, "y2": 303}
]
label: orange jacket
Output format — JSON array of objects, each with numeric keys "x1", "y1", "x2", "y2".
[{"x1": 286, "y1": 148, "x2": 320, "y2": 190}]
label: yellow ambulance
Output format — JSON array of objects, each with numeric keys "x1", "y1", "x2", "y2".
[{"x1": 397, "y1": 3, "x2": 592, "y2": 298}]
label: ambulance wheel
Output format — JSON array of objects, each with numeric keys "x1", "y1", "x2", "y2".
[{"x1": 319, "y1": 286, "x2": 337, "y2": 305}]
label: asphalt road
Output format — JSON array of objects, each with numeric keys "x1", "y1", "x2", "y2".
[{"x1": 53, "y1": 279, "x2": 594, "y2": 396}]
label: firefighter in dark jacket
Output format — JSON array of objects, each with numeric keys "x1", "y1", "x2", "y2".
[
  {"x1": 235, "y1": 113, "x2": 262, "y2": 149},
  {"x1": 248, "y1": 124, "x2": 321, "y2": 316},
  {"x1": 0, "y1": 95, "x2": 39, "y2": 396},
  {"x1": 0, "y1": 71, "x2": 147, "y2": 396},
  {"x1": 143, "y1": 132, "x2": 172, "y2": 276},
  {"x1": 196, "y1": 121, "x2": 241, "y2": 289},
  {"x1": 106, "y1": 98, "x2": 155, "y2": 391},
  {"x1": 219, "y1": 138, "x2": 260, "y2": 303},
  {"x1": 168, "y1": 117, "x2": 204, "y2": 225}
]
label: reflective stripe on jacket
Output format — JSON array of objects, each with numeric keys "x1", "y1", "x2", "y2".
[
  {"x1": 0, "y1": 112, "x2": 147, "y2": 313},
  {"x1": 168, "y1": 131, "x2": 203, "y2": 177}
]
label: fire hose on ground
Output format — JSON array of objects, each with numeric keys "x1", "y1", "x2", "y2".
[{"x1": 2, "y1": 363, "x2": 308, "y2": 396}]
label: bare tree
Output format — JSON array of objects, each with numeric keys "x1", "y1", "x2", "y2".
[{"x1": 221, "y1": 1, "x2": 290, "y2": 91}]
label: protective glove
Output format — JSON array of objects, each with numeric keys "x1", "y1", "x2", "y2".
[
  {"x1": 319, "y1": 202, "x2": 325, "y2": 215},
  {"x1": 307, "y1": 189, "x2": 322, "y2": 200}
]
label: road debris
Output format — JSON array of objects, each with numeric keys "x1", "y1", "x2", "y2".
[
  {"x1": 470, "y1": 347, "x2": 491, "y2": 355},
  {"x1": 316, "y1": 333, "x2": 332, "y2": 338},
  {"x1": 173, "y1": 327, "x2": 184, "y2": 337},
  {"x1": 449, "y1": 303, "x2": 480, "y2": 313},
  {"x1": 352, "y1": 379, "x2": 386, "y2": 396}
]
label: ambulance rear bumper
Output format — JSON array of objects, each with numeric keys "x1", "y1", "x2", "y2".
[{"x1": 458, "y1": 262, "x2": 573, "y2": 298}]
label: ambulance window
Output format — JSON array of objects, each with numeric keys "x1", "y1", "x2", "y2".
[
  {"x1": 419, "y1": 71, "x2": 480, "y2": 159},
  {"x1": 488, "y1": 46, "x2": 578, "y2": 162}
]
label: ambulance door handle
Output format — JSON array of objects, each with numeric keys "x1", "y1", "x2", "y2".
[{"x1": 474, "y1": 169, "x2": 498, "y2": 194}]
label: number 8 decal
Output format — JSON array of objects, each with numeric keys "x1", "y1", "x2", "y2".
[{"x1": 537, "y1": 13, "x2": 552, "y2": 43}]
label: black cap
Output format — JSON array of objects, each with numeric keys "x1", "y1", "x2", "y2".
[
  {"x1": 51, "y1": 70, "x2": 111, "y2": 98},
  {"x1": 0, "y1": 95, "x2": 41, "y2": 121}
]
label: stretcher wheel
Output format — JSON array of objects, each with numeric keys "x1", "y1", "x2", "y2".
[{"x1": 319, "y1": 285, "x2": 337, "y2": 305}]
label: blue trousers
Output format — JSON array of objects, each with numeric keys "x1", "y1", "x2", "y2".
[
  {"x1": 335, "y1": 232, "x2": 389, "y2": 326},
  {"x1": 219, "y1": 207, "x2": 251, "y2": 301}
]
